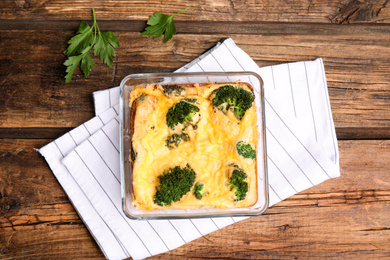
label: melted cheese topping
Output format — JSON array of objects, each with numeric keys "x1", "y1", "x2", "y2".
[{"x1": 130, "y1": 82, "x2": 259, "y2": 210}]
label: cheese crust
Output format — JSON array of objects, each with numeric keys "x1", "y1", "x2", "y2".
[{"x1": 129, "y1": 82, "x2": 259, "y2": 210}]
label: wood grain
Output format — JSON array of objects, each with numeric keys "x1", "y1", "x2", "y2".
[
  {"x1": 1, "y1": 20, "x2": 390, "y2": 34},
  {"x1": 0, "y1": 128, "x2": 72, "y2": 139},
  {"x1": 1, "y1": 139, "x2": 389, "y2": 259},
  {"x1": 1, "y1": 28, "x2": 390, "y2": 133},
  {"x1": 0, "y1": 0, "x2": 389, "y2": 23}
]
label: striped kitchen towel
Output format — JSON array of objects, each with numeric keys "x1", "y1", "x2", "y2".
[{"x1": 40, "y1": 38, "x2": 340, "y2": 260}]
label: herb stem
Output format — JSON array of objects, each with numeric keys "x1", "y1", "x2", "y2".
[
  {"x1": 89, "y1": 9, "x2": 101, "y2": 52},
  {"x1": 174, "y1": 6, "x2": 196, "y2": 17},
  {"x1": 92, "y1": 9, "x2": 97, "y2": 25},
  {"x1": 92, "y1": 9, "x2": 101, "y2": 34},
  {"x1": 81, "y1": 45, "x2": 92, "y2": 54}
]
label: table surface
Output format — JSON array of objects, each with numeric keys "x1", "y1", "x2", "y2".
[{"x1": 1, "y1": 1, "x2": 390, "y2": 259}]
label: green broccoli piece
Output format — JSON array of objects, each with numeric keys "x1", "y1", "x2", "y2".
[
  {"x1": 154, "y1": 164, "x2": 196, "y2": 206},
  {"x1": 166, "y1": 101, "x2": 200, "y2": 130},
  {"x1": 228, "y1": 166, "x2": 248, "y2": 201},
  {"x1": 212, "y1": 85, "x2": 254, "y2": 120},
  {"x1": 236, "y1": 141, "x2": 256, "y2": 159},
  {"x1": 193, "y1": 182, "x2": 206, "y2": 200},
  {"x1": 162, "y1": 85, "x2": 186, "y2": 97},
  {"x1": 165, "y1": 133, "x2": 190, "y2": 149}
]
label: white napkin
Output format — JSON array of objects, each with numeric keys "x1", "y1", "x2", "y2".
[{"x1": 39, "y1": 38, "x2": 340, "y2": 260}]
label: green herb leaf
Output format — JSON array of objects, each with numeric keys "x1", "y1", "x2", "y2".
[
  {"x1": 63, "y1": 9, "x2": 120, "y2": 83},
  {"x1": 63, "y1": 21, "x2": 93, "y2": 57},
  {"x1": 80, "y1": 52, "x2": 93, "y2": 77},
  {"x1": 142, "y1": 7, "x2": 195, "y2": 43},
  {"x1": 64, "y1": 54, "x2": 83, "y2": 84},
  {"x1": 93, "y1": 31, "x2": 119, "y2": 67}
]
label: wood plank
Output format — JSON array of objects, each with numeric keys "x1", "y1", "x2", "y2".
[
  {"x1": 0, "y1": 139, "x2": 66, "y2": 209},
  {"x1": 1, "y1": 139, "x2": 389, "y2": 259},
  {"x1": 0, "y1": 0, "x2": 389, "y2": 23},
  {"x1": 1, "y1": 29, "x2": 390, "y2": 134},
  {"x1": 0, "y1": 224, "x2": 104, "y2": 259},
  {"x1": 0, "y1": 128, "x2": 72, "y2": 139},
  {"x1": 335, "y1": 127, "x2": 390, "y2": 140},
  {"x1": 0, "y1": 138, "x2": 104, "y2": 258},
  {"x1": 2, "y1": 19, "x2": 390, "y2": 35}
]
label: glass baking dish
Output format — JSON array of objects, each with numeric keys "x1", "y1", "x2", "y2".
[{"x1": 119, "y1": 72, "x2": 268, "y2": 220}]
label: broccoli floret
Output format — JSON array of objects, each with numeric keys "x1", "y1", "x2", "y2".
[
  {"x1": 165, "y1": 133, "x2": 190, "y2": 149},
  {"x1": 154, "y1": 165, "x2": 196, "y2": 206},
  {"x1": 212, "y1": 85, "x2": 254, "y2": 120},
  {"x1": 236, "y1": 141, "x2": 256, "y2": 159},
  {"x1": 228, "y1": 166, "x2": 248, "y2": 201},
  {"x1": 163, "y1": 85, "x2": 186, "y2": 97},
  {"x1": 166, "y1": 101, "x2": 200, "y2": 130},
  {"x1": 193, "y1": 182, "x2": 206, "y2": 200}
]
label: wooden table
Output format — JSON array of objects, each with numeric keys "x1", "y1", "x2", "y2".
[{"x1": 1, "y1": 1, "x2": 390, "y2": 259}]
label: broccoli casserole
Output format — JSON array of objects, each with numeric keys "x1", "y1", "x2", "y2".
[{"x1": 129, "y1": 82, "x2": 259, "y2": 210}]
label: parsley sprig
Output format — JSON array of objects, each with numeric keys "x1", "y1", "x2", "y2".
[
  {"x1": 63, "y1": 9, "x2": 120, "y2": 83},
  {"x1": 142, "y1": 7, "x2": 196, "y2": 43}
]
